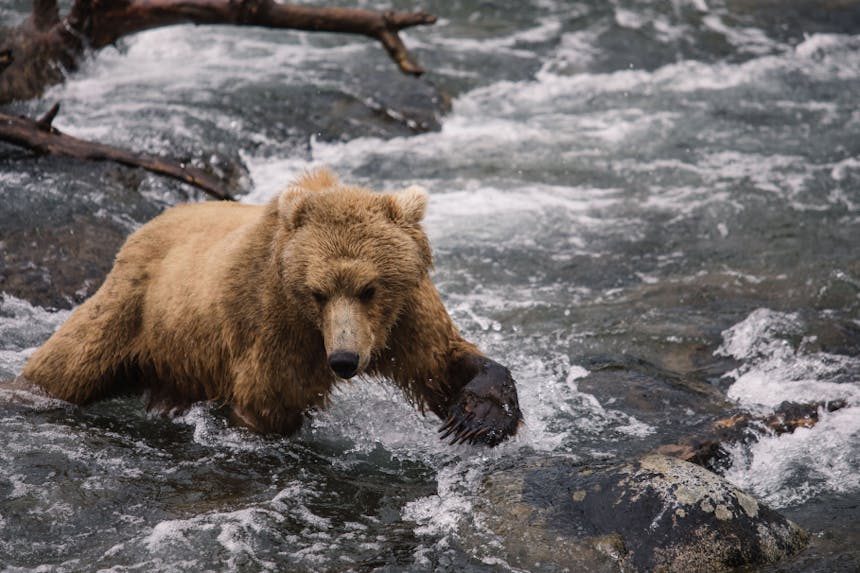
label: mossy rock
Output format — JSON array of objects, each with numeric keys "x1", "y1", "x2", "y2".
[{"x1": 469, "y1": 454, "x2": 808, "y2": 572}]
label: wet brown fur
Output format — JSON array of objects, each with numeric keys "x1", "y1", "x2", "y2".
[{"x1": 22, "y1": 168, "x2": 482, "y2": 434}]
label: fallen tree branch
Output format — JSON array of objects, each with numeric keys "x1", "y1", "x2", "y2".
[
  {"x1": 655, "y1": 399, "x2": 847, "y2": 468},
  {"x1": 0, "y1": 104, "x2": 235, "y2": 201},
  {"x1": 1, "y1": 1, "x2": 437, "y2": 103},
  {"x1": 75, "y1": 1, "x2": 436, "y2": 75}
]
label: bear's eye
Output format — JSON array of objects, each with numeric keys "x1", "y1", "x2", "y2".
[
  {"x1": 359, "y1": 285, "x2": 376, "y2": 303},
  {"x1": 311, "y1": 291, "x2": 327, "y2": 305}
]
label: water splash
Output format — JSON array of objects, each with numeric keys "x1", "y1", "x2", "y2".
[{"x1": 717, "y1": 309, "x2": 860, "y2": 507}]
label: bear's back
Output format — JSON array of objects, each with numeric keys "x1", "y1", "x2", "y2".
[
  {"x1": 143, "y1": 201, "x2": 263, "y2": 241},
  {"x1": 116, "y1": 201, "x2": 264, "y2": 264}
]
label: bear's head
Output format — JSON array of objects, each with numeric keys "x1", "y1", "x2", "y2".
[{"x1": 275, "y1": 168, "x2": 432, "y2": 379}]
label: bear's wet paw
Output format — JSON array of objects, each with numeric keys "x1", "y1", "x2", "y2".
[{"x1": 439, "y1": 363, "x2": 522, "y2": 447}]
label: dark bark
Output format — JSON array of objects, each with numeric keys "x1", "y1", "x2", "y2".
[
  {"x1": 0, "y1": 104, "x2": 235, "y2": 200},
  {"x1": 656, "y1": 399, "x2": 847, "y2": 468},
  {"x1": 0, "y1": 50, "x2": 11, "y2": 75},
  {"x1": 0, "y1": 0, "x2": 436, "y2": 104}
]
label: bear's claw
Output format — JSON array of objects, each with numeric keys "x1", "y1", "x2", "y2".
[{"x1": 439, "y1": 359, "x2": 522, "y2": 447}]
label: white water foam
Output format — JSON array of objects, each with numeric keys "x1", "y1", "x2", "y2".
[
  {"x1": 172, "y1": 403, "x2": 269, "y2": 454},
  {"x1": 716, "y1": 309, "x2": 860, "y2": 507},
  {"x1": 0, "y1": 294, "x2": 70, "y2": 379},
  {"x1": 427, "y1": 16, "x2": 562, "y2": 56},
  {"x1": 402, "y1": 462, "x2": 484, "y2": 537},
  {"x1": 144, "y1": 507, "x2": 283, "y2": 571},
  {"x1": 717, "y1": 309, "x2": 860, "y2": 408},
  {"x1": 723, "y1": 407, "x2": 860, "y2": 507},
  {"x1": 48, "y1": 26, "x2": 361, "y2": 110},
  {"x1": 135, "y1": 479, "x2": 379, "y2": 571},
  {"x1": 241, "y1": 30, "x2": 860, "y2": 237}
]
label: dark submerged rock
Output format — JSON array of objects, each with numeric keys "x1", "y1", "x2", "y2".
[
  {"x1": 471, "y1": 454, "x2": 808, "y2": 572},
  {"x1": 0, "y1": 213, "x2": 126, "y2": 309}
]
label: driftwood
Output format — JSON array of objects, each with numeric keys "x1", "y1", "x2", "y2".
[
  {"x1": 0, "y1": 104, "x2": 235, "y2": 200},
  {"x1": 0, "y1": 0, "x2": 437, "y2": 104},
  {"x1": 656, "y1": 400, "x2": 847, "y2": 468}
]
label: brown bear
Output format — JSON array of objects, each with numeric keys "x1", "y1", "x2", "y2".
[{"x1": 22, "y1": 168, "x2": 522, "y2": 446}]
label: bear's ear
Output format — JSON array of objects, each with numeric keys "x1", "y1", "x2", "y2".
[
  {"x1": 278, "y1": 167, "x2": 337, "y2": 229},
  {"x1": 278, "y1": 188, "x2": 312, "y2": 230},
  {"x1": 388, "y1": 185, "x2": 428, "y2": 225}
]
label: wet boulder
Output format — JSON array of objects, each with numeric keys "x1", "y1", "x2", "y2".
[{"x1": 470, "y1": 454, "x2": 808, "y2": 572}]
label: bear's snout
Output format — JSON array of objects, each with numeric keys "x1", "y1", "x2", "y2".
[
  {"x1": 322, "y1": 297, "x2": 372, "y2": 378},
  {"x1": 328, "y1": 351, "x2": 360, "y2": 379}
]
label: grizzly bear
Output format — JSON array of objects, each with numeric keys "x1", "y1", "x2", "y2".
[{"x1": 22, "y1": 169, "x2": 522, "y2": 446}]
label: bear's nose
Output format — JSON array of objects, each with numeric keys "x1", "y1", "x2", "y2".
[{"x1": 328, "y1": 351, "x2": 360, "y2": 379}]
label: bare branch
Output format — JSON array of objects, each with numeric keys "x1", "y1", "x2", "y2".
[
  {"x1": 72, "y1": 0, "x2": 436, "y2": 76},
  {"x1": 36, "y1": 102, "x2": 60, "y2": 131},
  {"x1": 0, "y1": 106, "x2": 235, "y2": 201}
]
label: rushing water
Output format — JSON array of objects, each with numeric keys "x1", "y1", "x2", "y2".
[{"x1": 1, "y1": 0, "x2": 859, "y2": 571}]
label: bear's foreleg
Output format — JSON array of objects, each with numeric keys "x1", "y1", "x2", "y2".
[
  {"x1": 228, "y1": 354, "x2": 317, "y2": 436},
  {"x1": 385, "y1": 344, "x2": 522, "y2": 447},
  {"x1": 376, "y1": 280, "x2": 523, "y2": 447}
]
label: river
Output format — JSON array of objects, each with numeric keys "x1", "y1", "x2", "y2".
[{"x1": 1, "y1": 0, "x2": 858, "y2": 571}]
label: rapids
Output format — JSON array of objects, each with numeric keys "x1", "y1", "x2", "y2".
[{"x1": 1, "y1": 1, "x2": 858, "y2": 571}]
